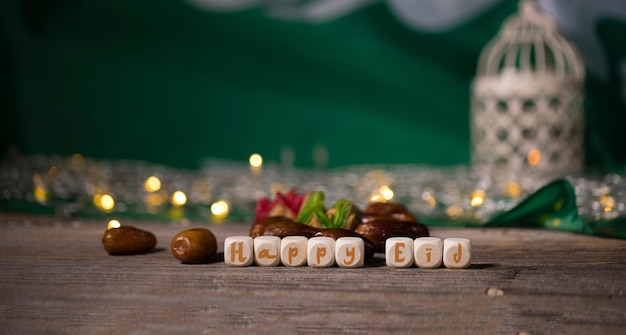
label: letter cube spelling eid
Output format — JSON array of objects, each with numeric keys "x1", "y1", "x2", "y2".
[{"x1": 385, "y1": 237, "x2": 414, "y2": 268}]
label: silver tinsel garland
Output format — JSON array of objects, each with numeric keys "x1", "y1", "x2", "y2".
[{"x1": 1, "y1": 153, "x2": 624, "y2": 224}]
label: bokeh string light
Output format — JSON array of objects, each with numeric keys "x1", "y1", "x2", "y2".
[{"x1": 0, "y1": 153, "x2": 625, "y2": 226}]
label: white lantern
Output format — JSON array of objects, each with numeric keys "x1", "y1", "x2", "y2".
[{"x1": 471, "y1": 0, "x2": 585, "y2": 174}]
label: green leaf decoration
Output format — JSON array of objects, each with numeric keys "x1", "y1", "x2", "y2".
[
  {"x1": 329, "y1": 199, "x2": 353, "y2": 229},
  {"x1": 296, "y1": 191, "x2": 332, "y2": 227}
]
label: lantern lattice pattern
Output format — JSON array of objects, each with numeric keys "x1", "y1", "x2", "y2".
[{"x1": 471, "y1": 0, "x2": 585, "y2": 174}]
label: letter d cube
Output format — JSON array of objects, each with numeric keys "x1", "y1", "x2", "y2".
[
  {"x1": 224, "y1": 236, "x2": 254, "y2": 266},
  {"x1": 443, "y1": 238, "x2": 471, "y2": 269}
]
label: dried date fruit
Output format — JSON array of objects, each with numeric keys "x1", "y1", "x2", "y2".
[
  {"x1": 364, "y1": 202, "x2": 417, "y2": 222},
  {"x1": 355, "y1": 220, "x2": 429, "y2": 253},
  {"x1": 171, "y1": 228, "x2": 217, "y2": 264},
  {"x1": 102, "y1": 226, "x2": 157, "y2": 255},
  {"x1": 251, "y1": 216, "x2": 317, "y2": 238}
]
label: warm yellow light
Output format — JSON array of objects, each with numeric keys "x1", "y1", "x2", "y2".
[
  {"x1": 379, "y1": 185, "x2": 394, "y2": 201},
  {"x1": 146, "y1": 193, "x2": 166, "y2": 207},
  {"x1": 505, "y1": 181, "x2": 522, "y2": 199},
  {"x1": 527, "y1": 149, "x2": 541, "y2": 166},
  {"x1": 249, "y1": 153, "x2": 263, "y2": 171},
  {"x1": 144, "y1": 176, "x2": 161, "y2": 192},
  {"x1": 98, "y1": 194, "x2": 115, "y2": 212},
  {"x1": 446, "y1": 204, "x2": 463, "y2": 218},
  {"x1": 422, "y1": 190, "x2": 436, "y2": 208},
  {"x1": 211, "y1": 200, "x2": 230, "y2": 218},
  {"x1": 34, "y1": 186, "x2": 47, "y2": 203},
  {"x1": 32, "y1": 173, "x2": 44, "y2": 187},
  {"x1": 107, "y1": 219, "x2": 121, "y2": 230},
  {"x1": 470, "y1": 190, "x2": 486, "y2": 207},
  {"x1": 171, "y1": 191, "x2": 187, "y2": 207},
  {"x1": 72, "y1": 153, "x2": 85, "y2": 167},
  {"x1": 600, "y1": 195, "x2": 615, "y2": 212},
  {"x1": 370, "y1": 193, "x2": 386, "y2": 203}
]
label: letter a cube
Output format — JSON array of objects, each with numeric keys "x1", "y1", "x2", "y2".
[
  {"x1": 224, "y1": 236, "x2": 254, "y2": 266},
  {"x1": 335, "y1": 237, "x2": 364, "y2": 268},
  {"x1": 414, "y1": 237, "x2": 443, "y2": 269},
  {"x1": 385, "y1": 237, "x2": 414, "y2": 268},
  {"x1": 307, "y1": 237, "x2": 335, "y2": 267},
  {"x1": 254, "y1": 236, "x2": 281, "y2": 267},
  {"x1": 443, "y1": 238, "x2": 472, "y2": 269},
  {"x1": 281, "y1": 236, "x2": 308, "y2": 267}
]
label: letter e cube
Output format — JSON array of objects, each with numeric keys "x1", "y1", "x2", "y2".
[{"x1": 385, "y1": 237, "x2": 414, "y2": 268}]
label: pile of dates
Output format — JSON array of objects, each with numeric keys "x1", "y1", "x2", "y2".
[
  {"x1": 102, "y1": 190, "x2": 429, "y2": 263},
  {"x1": 251, "y1": 191, "x2": 429, "y2": 260}
]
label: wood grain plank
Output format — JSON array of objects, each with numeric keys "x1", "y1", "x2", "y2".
[{"x1": 0, "y1": 214, "x2": 625, "y2": 334}]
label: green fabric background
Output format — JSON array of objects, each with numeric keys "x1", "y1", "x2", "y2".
[{"x1": 1, "y1": 0, "x2": 625, "y2": 170}]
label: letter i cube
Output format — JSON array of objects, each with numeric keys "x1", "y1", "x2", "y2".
[
  {"x1": 413, "y1": 237, "x2": 443, "y2": 269},
  {"x1": 443, "y1": 238, "x2": 472, "y2": 269},
  {"x1": 307, "y1": 237, "x2": 335, "y2": 267},
  {"x1": 253, "y1": 236, "x2": 281, "y2": 267},
  {"x1": 224, "y1": 236, "x2": 254, "y2": 266},
  {"x1": 281, "y1": 236, "x2": 308, "y2": 267},
  {"x1": 385, "y1": 237, "x2": 414, "y2": 268},
  {"x1": 335, "y1": 237, "x2": 364, "y2": 268}
]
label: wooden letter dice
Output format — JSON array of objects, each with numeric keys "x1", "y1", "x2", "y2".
[
  {"x1": 224, "y1": 236, "x2": 254, "y2": 266},
  {"x1": 253, "y1": 236, "x2": 281, "y2": 267},
  {"x1": 281, "y1": 236, "x2": 308, "y2": 267},
  {"x1": 385, "y1": 237, "x2": 414, "y2": 268},
  {"x1": 307, "y1": 237, "x2": 335, "y2": 268},
  {"x1": 335, "y1": 237, "x2": 364, "y2": 268},
  {"x1": 414, "y1": 237, "x2": 443, "y2": 269},
  {"x1": 443, "y1": 238, "x2": 472, "y2": 269}
]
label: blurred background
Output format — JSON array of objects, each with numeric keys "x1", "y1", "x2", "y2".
[{"x1": 2, "y1": 0, "x2": 625, "y2": 171}]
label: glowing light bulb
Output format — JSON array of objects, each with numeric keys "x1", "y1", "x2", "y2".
[
  {"x1": 146, "y1": 193, "x2": 166, "y2": 207},
  {"x1": 34, "y1": 185, "x2": 47, "y2": 203},
  {"x1": 249, "y1": 153, "x2": 263, "y2": 171},
  {"x1": 470, "y1": 190, "x2": 486, "y2": 207},
  {"x1": 144, "y1": 176, "x2": 161, "y2": 192},
  {"x1": 370, "y1": 193, "x2": 385, "y2": 203},
  {"x1": 446, "y1": 204, "x2": 463, "y2": 218},
  {"x1": 211, "y1": 200, "x2": 230, "y2": 219},
  {"x1": 505, "y1": 181, "x2": 522, "y2": 199},
  {"x1": 99, "y1": 194, "x2": 115, "y2": 212},
  {"x1": 379, "y1": 185, "x2": 394, "y2": 201},
  {"x1": 600, "y1": 195, "x2": 615, "y2": 212},
  {"x1": 171, "y1": 191, "x2": 187, "y2": 207},
  {"x1": 527, "y1": 149, "x2": 541, "y2": 166},
  {"x1": 107, "y1": 219, "x2": 121, "y2": 229}
]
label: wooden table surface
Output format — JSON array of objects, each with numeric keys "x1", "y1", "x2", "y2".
[{"x1": 1, "y1": 213, "x2": 625, "y2": 335}]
